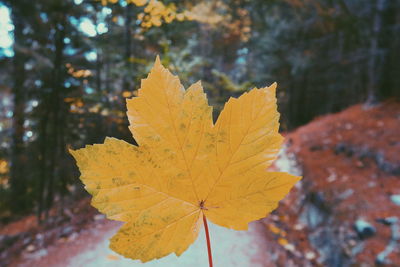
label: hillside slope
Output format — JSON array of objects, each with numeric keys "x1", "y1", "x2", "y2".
[{"x1": 262, "y1": 101, "x2": 400, "y2": 266}]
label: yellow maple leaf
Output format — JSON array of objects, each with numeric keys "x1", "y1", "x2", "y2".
[{"x1": 70, "y1": 57, "x2": 301, "y2": 262}]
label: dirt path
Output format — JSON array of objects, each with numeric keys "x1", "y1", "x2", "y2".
[
  {"x1": 12, "y1": 151, "x2": 298, "y2": 267},
  {"x1": 14, "y1": 219, "x2": 272, "y2": 267}
]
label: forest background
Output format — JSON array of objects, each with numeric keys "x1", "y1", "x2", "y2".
[{"x1": 0, "y1": 0, "x2": 399, "y2": 229}]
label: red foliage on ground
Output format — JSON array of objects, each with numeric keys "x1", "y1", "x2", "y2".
[
  {"x1": 262, "y1": 101, "x2": 400, "y2": 266},
  {"x1": 0, "y1": 198, "x2": 100, "y2": 266},
  {"x1": 0, "y1": 215, "x2": 38, "y2": 237}
]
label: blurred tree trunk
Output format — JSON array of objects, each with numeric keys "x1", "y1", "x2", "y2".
[
  {"x1": 381, "y1": 1, "x2": 400, "y2": 99},
  {"x1": 94, "y1": 3, "x2": 102, "y2": 93},
  {"x1": 37, "y1": 107, "x2": 49, "y2": 223},
  {"x1": 367, "y1": 0, "x2": 386, "y2": 104},
  {"x1": 44, "y1": 9, "x2": 67, "y2": 220},
  {"x1": 9, "y1": 3, "x2": 28, "y2": 214},
  {"x1": 96, "y1": 52, "x2": 102, "y2": 93},
  {"x1": 123, "y1": 3, "x2": 133, "y2": 91}
]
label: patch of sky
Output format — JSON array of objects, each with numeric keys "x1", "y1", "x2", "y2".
[
  {"x1": 23, "y1": 130, "x2": 34, "y2": 142},
  {"x1": 85, "y1": 51, "x2": 97, "y2": 61},
  {"x1": 0, "y1": 4, "x2": 14, "y2": 57},
  {"x1": 236, "y1": 48, "x2": 248, "y2": 65},
  {"x1": 74, "y1": 0, "x2": 84, "y2": 5},
  {"x1": 1, "y1": 141, "x2": 9, "y2": 149},
  {"x1": 117, "y1": 16, "x2": 125, "y2": 26},
  {"x1": 236, "y1": 57, "x2": 246, "y2": 65},
  {"x1": 79, "y1": 18, "x2": 97, "y2": 37},
  {"x1": 85, "y1": 4, "x2": 95, "y2": 14},
  {"x1": 1, "y1": 96, "x2": 10, "y2": 106},
  {"x1": 31, "y1": 100, "x2": 39, "y2": 107},
  {"x1": 6, "y1": 111, "x2": 13, "y2": 118},
  {"x1": 24, "y1": 62, "x2": 33, "y2": 70},
  {"x1": 22, "y1": 26, "x2": 32, "y2": 35},
  {"x1": 238, "y1": 47, "x2": 248, "y2": 55},
  {"x1": 85, "y1": 87, "x2": 94, "y2": 94},
  {"x1": 34, "y1": 80, "x2": 43, "y2": 87},
  {"x1": 69, "y1": 16, "x2": 79, "y2": 27},
  {"x1": 0, "y1": 49, "x2": 13, "y2": 57},
  {"x1": 65, "y1": 46, "x2": 77, "y2": 56},
  {"x1": 25, "y1": 101, "x2": 37, "y2": 112},
  {"x1": 66, "y1": 77, "x2": 79, "y2": 87},
  {"x1": 64, "y1": 81, "x2": 72, "y2": 88},
  {"x1": 120, "y1": 0, "x2": 127, "y2": 7},
  {"x1": 79, "y1": 18, "x2": 108, "y2": 37},
  {"x1": 97, "y1": 22, "x2": 108, "y2": 34},
  {"x1": 102, "y1": 7, "x2": 112, "y2": 15},
  {"x1": 40, "y1": 12, "x2": 49, "y2": 23}
]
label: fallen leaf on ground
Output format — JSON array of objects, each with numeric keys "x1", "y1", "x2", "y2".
[{"x1": 106, "y1": 254, "x2": 120, "y2": 261}]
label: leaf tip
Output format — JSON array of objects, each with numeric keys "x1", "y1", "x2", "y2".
[
  {"x1": 194, "y1": 80, "x2": 202, "y2": 87},
  {"x1": 68, "y1": 147, "x2": 76, "y2": 157},
  {"x1": 269, "y1": 82, "x2": 277, "y2": 92},
  {"x1": 154, "y1": 55, "x2": 162, "y2": 66}
]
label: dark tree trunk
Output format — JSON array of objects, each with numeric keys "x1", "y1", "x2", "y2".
[
  {"x1": 366, "y1": 0, "x2": 386, "y2": 104},
  {"x1": 380, "y1": 1, "x2": 400, "y2": 99},
  {"x1": 37, "y1": 107, "x2": 49, "y2": 223},
  {"x1": 123, "y1": 3, "x2": 133, "y2": 91},
  {"x1": 94, "y1": 3, "x2": 102, "y2": 93},
  {"x1": 9, "y1": 5, "x2": 28, "y2": 214},
  {"x1": 44, "y1": 10, "x2": 67, "y2": 220}
]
